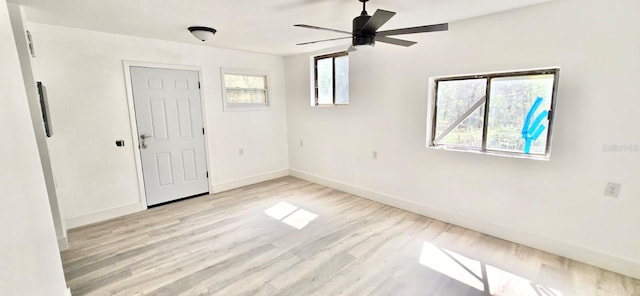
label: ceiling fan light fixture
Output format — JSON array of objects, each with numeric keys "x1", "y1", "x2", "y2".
[{"x1": 188, "y1": 26, "x2": 217, "y2": 42}]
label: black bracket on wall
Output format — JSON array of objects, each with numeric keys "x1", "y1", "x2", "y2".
[{"x1": 36, "y1": 82, "x2": 52, "y2": 137}]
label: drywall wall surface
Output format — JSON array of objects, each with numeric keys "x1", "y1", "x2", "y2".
[
  {"x1": 0, "y1": 1, "x2": 67, "y2": 294},
  {"x1": 285, "y1": 0, "x2": 640, "y2": 278},
  {"x1": 27, "y1": 23, "x2": 289, "y2": 226},
  {"x1": 7, "y1": 3, "x2": 67, "y2": 249}
]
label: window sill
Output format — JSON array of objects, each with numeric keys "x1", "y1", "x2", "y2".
[
  {"x1": 311, "y1": 104, "x2": 349, "y2": 108},
  {"x1": 223, "y1": 104, "x2": 271, "y2": 112},
  {"x1": 427, "y1": 145, "x2": 551, "y2": 161}
]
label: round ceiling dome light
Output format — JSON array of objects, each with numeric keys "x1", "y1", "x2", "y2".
[{"x1": 188, "y1": 26, "x2": 217, "y2": 42}]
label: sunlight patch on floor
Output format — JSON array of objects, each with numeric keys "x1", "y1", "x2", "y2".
[
  {"x1": 264, "y1": 202, "x2": 318, "y2": 230},
  {"x1": 264, "y1": 202, "x2": 298, "y2": 220},
  {"x1": 419, "y1": 242, "x2": 563, "y2": 296}
]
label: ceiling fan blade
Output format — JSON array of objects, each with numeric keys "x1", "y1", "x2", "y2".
[
  {"x1": 377, "y1": 23, "x2": 448, "y2": 37},
  {"x1": 361, "y1": 9, "x2": 396, "y2": 33},
  {"x1": 297, "y1": 36, "x2": 352, "y2": 45},
  {"x1": 375, "y1": 36, "x2": 417, "y2": 47},
  {"x1": 294, "y1": 24, "x2": 352, "y2": 35}
]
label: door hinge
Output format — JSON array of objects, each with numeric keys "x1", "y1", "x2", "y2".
[
  {"x1": 206, "y1": 171, "x2": 209, "y2": 178},
  {"x1": 202, "y1": 128, "x2": 205, "y2": 134},
  {"x1": 198, "y1": 82, "x2": 201, "y2": 89}
]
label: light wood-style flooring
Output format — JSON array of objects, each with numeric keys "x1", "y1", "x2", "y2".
[{"x1": 62, "y1": 177, "x2": 640, "y2": 295}]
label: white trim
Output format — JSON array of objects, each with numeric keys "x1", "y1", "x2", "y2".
[
  {"x1": 63, "y1": 169, "x2": 288, "y2": 228},
  {"x1": 429, "y1": 66, "x2": 562, "y2": 81},
  {"x1": 220, "y1": 67, "x2": 271, "y2": 112},
  {"x1": 427, "y1": 145, "x2": 551, "y2": 161},
  {"x1": 65, "y1": 202, "x2": 146, "y2": 229},
  {"x1": 289, "y1": 169, "x2": 640, "y2": 279},
  {"x1": 57, "y1": 236, "x2": 68, "y2": 251},
  {"x1": 308, "y1": 56, "x2": 315, "y2": 107},
  {"x1": 66, "y1": 287, "x2": 72, "y2": 296},
  {"x1": 122, "y1": 60, "x2": 212, "y2": 207},
  {"x1": 211, "y1": 169, "x2": 289, "y2": 194}
]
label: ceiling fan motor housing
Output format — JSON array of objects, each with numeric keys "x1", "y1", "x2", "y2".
[{"x1": 353, "y1": 15, "x2": 375, "y2": 46}]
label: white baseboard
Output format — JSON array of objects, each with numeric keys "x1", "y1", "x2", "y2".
[
  {"x1": 289, "y1": 169, "x2": 640, "y2": 279},
  {"x1": 57, "y1": 236, "x2": 68, "y2": 251},
  {"x1": 62, "y1": 170, "x2": 289, "y2": 230},
  {"x1": 211, "y1": 169, "x2": 289, "y2": 194},
  {"x1": 66, "y1": 287, "x2": 72, "y2": 296},
  {"x1": 65, "y1": 202, "x2": 146, "y2": 229}
]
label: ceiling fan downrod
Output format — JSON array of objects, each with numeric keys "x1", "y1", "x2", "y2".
[{"x1": 360, "y1": 0, "x2": 369, "y2": 16}]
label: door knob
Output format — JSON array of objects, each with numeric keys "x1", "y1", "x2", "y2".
[{"x1": 140, "y1": 134, "x2": 152, "y2": 149}]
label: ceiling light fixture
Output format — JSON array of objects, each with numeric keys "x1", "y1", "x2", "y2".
[{"x1": 188, "y1": 26, "x2": 217, "y2": 42}]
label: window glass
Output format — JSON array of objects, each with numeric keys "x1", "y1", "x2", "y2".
[
  {"x1": 226, "y1": 90, "x2": 267, "y2": 104},
  {"x1": 438, "y1": 106, "x2": 485, "y2": 148},
  {"x1": 334, "y1": 55, "x2": 349, "y2": 105},
  {"x1": 224, "y1": 74, "x2": 266, "y2": 89},
  {"x1": 317, "y1": 58, "x2": 334, "y2": 105},
  {"x1": 434, "y1": 79, "x2": 486, "y2": 147},
  {"x1": 486, "y1": 74, "x2": 555, "y2": 154}
]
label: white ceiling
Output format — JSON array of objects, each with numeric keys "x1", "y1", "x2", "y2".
[{"x1": 15, "y1": 0, "x2": 550, "y2": 56}]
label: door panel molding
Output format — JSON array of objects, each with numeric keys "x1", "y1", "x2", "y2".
[{"x1": 123, "y1": 61, "x2": 211, "y2": 208}]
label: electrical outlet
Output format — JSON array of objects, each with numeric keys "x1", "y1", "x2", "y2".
[
  {"x1": 372, "y1": 151, "x2": 378, "y2": 160},
  {"x1": 604, "y1": 182, "x2": 622, "y2": 198},
  {"x1": 239, "y1": 148, "x2": 244, "y2": 156}
]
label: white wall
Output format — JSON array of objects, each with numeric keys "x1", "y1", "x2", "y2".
[
  {"x1": 7, "y1": 3, "x2": 68, "y2": 250},
  {"x1": 285, "y1": 0, "x2": 640, "y2": 278},
  {"x1": 27, "y1": 23, "x2": 289, "y2": 228},
  {"x1": 0, "y1": 1, "x2": 67, "y2": 294}
]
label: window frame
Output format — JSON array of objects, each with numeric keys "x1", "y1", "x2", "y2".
[
  {"x1": 220, "y1": 68, "x2": 270, "y2": 111},
  {"x1": 428, "y1": 68, "x2": 560, "y2": 160},
  {"x1": 313, "y1": 51, "x2": 349, "y2": 106}
]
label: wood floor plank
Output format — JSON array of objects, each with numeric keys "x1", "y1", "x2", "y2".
[{"x1": 61, "y1": 176, "x2": 640, "y2": 296}]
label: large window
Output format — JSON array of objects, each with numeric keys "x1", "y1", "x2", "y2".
[
  {"x1": 221, "y1": 68, "x2": 269, "y2": 111},
  {"x1": 429, "y1": 68, "x2": 560, "y2": 159},
  {"x1": 314, "y1": 52, "x2": 349, "y2": 106}
]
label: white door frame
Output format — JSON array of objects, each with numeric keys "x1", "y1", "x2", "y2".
[{"x1": 122, "y1": 60, "x2": 212, "y2": 207}]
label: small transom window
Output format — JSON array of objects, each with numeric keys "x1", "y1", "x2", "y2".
[
  {"x1": 221, "y1": 68, "x2": 269, "y2": 111},
  {"x1": 313, "y1": 52, "x2": 349, "y2": 106}
]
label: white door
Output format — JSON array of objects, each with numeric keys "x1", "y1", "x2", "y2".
[{"x1": 130, "y1": 67, "x2": 209, "y2": 206}]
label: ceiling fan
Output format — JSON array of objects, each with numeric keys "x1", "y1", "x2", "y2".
[{"x1": 294, "y1": 0, "x2": 448, "y2": 50}]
